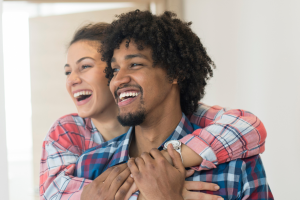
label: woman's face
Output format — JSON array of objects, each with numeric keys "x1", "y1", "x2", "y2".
[{"x1": 65, "y1": 40, "x2": 116, "y2": 118}]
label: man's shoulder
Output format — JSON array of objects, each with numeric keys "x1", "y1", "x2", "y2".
[
  {"x1": 197, "y1": 155, "x2": 264, "y2": 178},
  {"x1": 218, "y1": 155, "x2": 262, "y2": 170}
]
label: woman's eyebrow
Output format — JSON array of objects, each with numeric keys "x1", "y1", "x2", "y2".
[
  {"x1": 64, "y1": 57, "x2": 95, "y2": 68},
  {"x1": 76, "y1": 56, "x2": 95, "y2": 64}
]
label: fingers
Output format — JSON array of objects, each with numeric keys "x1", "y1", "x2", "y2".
[
  {"x1": 185, "y1": 181, "x2": 220, "y2": 191},
  {"x1": 183, "y1": 190, "x2": 223, "y2": 200},
  {"x1": 149, "y1": 148, "x2": 164, "y2": 159},
  {"x1": 127, "y1": 158, "x2": 140, "y2": 177},
  {"x1": 109, "y1": 167, "x2": 131, "y2": 191},
  {"x1": 135, "y1": 155, "x2": 146, "y2": 167},
  {"x1": 140, "y1": 152, "x2": 154, "y2": 163},
  {"x1": 115, "y1": 175, "x2": 134, "y2": 200},
  {"x1": 123, "y1": 182, "x2": 138, "y2": 200},
  {"x1": 104, "y1": 164, "x2": 128, "y2": 187},
  {"x1": 185, "y1": 169, "x2": 195, "y2": 178},
  {"x1": 167, "y1": 143, "x2": 185, "y2": 173},
  {"x1": 93, "y1": 164, "x2": 115, "y2": 183}
]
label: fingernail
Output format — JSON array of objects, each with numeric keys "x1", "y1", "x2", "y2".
[
  {"x1": 130, "y1": 174, "x2": 133, "y2": 178},
  {"x1": 215, "y1": 185, "x2": 220, "y2": 190},
  {"x1": 217, "y1": 198, "x2": 223, "y2": 200}
]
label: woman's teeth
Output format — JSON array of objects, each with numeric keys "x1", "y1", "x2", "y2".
[
  {"x1": 74, "y1": 91, "x2": 92, "y2": 98},
  {"x1": 119, "y1": 92, "x2": 139, "y2": 101}
]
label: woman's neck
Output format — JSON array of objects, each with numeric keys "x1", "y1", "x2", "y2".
[{"x1": 91, "y1": 105, "x2": 129, "y2": 142}]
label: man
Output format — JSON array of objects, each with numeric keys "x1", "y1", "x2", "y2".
[{"x1": 76, "y1": 10, "x2": 273, "y2": 200}]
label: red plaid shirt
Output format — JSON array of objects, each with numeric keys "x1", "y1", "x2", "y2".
[{"x1": 39, "y1": 103, "x2": 266, "y2": 199}]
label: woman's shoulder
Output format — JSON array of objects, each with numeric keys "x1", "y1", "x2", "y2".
[
  {"x1": 44, "y1": 113, "x2": 94, "y2": 154},
  {"x1": 47, "y1": 113, "x2": 93, "y2": 140},
  {"x1": 51, "y1": 113, "x2": 90, "y2": 127}
]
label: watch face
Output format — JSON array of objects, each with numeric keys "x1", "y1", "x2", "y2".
[{"x1": 164, "y1": 140, "x2": 181, "y2": 150}]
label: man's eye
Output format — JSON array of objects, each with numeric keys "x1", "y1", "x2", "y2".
[
  {"x1": 65, "y1": 71, "x2": 71, "y2": 76},
  {"x1": 131, "y1": 63, "x2": 142, "y2": 67}
]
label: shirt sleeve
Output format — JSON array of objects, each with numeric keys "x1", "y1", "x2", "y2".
[
  {"x1": 39, "y1": 117, "x2": 93, "y2": 200},
  {"x1": 180, "y1": 102, "x2": 267, "y2": 171}
]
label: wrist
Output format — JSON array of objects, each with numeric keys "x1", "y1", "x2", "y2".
[{"x1": 181, "y1": 144, "x2": 203, "y2": 167}]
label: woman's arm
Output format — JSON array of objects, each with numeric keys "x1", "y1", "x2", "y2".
[
  {"x1": 40, "y1": 115, "x2": 97, "y2": 199},
  {"x1": 162, "y1": 103, "x2": 267, "y2": 170}
]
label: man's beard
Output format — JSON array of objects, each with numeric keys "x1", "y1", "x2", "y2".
[{"x1": 117, "y1": 108, "x2": 146, "y2": 126}]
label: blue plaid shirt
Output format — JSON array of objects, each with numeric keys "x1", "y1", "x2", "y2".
[{"x1": 74, "y1": 113, "x2": 273, "y2": 200}]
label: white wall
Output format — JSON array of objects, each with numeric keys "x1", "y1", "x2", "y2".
[
  {"x1": 183, "y1": 0, "x2": 300, "y2": 199},
  {"x1": 0, "y1": 0, "x2": 10, "y2": 199}
]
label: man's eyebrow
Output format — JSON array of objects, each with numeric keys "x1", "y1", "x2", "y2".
[
  {"x1": 64, "y1": 64, "x2": 70, "y2": 68},
  {"x1": 125, "y1": 53, "x2": 148, "y2": 60},
  {"x1": 110, "y1": 53, "x2": 148, "y2": 63}
]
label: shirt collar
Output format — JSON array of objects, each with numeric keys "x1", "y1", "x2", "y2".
[
  {"x1": 157, "y1": 113, "x2": 194, "y2": 150},
  {"x1": 107, "y1": 113, "x2": 194, "y2": 168}
]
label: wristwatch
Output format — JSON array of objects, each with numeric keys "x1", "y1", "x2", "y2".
[{"x1": 163, "y1": 140, "x2": 183, "y2": 163}]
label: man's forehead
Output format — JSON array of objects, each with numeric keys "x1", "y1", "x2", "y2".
[{"x1": 111, "y1": 40, "x2": 152, "y2": 62}]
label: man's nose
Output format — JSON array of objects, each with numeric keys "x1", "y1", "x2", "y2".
[
  {"x1": 111, "y1": 68, "x2": 131, "y2": 88},
  {"x1": 67, "y1": 72, "x2": 82, "y2": 87}
]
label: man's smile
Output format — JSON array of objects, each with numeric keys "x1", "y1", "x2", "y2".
[{"x1": 115, "y1": 86, "x2": 142, "y2": 107}]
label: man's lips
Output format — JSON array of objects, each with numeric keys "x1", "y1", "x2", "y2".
[
  {"x1": 118, "y1": 94, "x2": 140, "y2": 107},
  {"x1": 116, "y1": 87, "x2": 140, "y2": 98}
]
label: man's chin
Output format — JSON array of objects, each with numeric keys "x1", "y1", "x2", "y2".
[{"x1": 117, "y1": 111, "x2": 146, "y2": 127}]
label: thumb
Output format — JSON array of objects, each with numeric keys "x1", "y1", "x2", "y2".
[
  {"x1": 167, "y1": 143, "x2": 185, "y2": 173},
  {"x1": 185, "y1": 169, "x2": 195, "y2": 178}
]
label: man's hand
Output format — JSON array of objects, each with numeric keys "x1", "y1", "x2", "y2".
[
  {"x1": 80, "y1": 163, "x2": 134, "y2": 200},
  {"x1": 127, "y1": 144, "x2": 186, "y2": 200}
]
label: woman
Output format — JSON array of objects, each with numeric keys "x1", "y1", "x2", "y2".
[{"x1": 40, "y1": 22, "x2": 266, "y2": 200}]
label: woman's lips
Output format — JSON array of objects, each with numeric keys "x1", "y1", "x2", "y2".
[
  {"x1": 76, "y1": 94, "x2": 93, "y2": 106},
  {"x1": 118, "y1": 95, "x2": 139, "y2": 107}
]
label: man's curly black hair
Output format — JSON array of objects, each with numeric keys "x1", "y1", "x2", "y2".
[{"x1": 101, "y1": 10, "x2": 215, "y2": 115}]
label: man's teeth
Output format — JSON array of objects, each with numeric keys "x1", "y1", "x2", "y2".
[
  {"x1": 74, "y1": 91, "x2": 92, "y2": 98},
  {"x1": 119, "y1": 92, "x2": 139, "y2": 101}
]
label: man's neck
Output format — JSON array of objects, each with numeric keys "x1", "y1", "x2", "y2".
[
  {"x1": 129, "y1": 104, "x2": 182, "y2": 157},
  {"x1": 91, "y1": 102, "x2": 129, "y2": 142}
]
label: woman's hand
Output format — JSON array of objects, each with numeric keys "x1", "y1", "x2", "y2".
[
  {"x1": 182, "y1": 169, "x2": 223, "y2": 200},
  {"x1": 80, "y1": 163, "x2": 134, "y2": 200}
]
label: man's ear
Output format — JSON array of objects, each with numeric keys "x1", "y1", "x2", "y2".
[{"x1": 172, "y1": 78, "x2": 178, "y2": 84}]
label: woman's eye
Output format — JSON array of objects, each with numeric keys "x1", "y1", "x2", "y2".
[
  {"x1": 82, "y1": 65, "x2": 92, "y2": 69},
  {"x1": 65, "y1": 71, "x2": 71, "y2": 76},
  {"x1": 112, "y1": 68, "x2": 119, "y2": 74}
]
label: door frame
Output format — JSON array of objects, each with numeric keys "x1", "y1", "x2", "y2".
[{"x1": 0, "y1": 0, "x2": 10, "y2": 199}]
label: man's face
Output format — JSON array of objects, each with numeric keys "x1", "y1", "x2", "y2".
[{"x1": 109, "y1": 40, "x2": 176, "y2": 126}]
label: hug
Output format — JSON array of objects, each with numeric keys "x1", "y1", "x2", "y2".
[{"x1": 40, "y1": 10, "x2": 273, "y2": 200}]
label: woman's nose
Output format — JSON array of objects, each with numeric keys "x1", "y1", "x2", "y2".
[{"x1": 67, "y1": 72, "x2": 81, "y2": 87}]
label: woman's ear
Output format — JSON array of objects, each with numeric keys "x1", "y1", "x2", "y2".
[{"x1": 172, "y1": 78, "x2": 178, "y2": 84}]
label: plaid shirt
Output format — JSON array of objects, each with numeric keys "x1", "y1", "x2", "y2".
[
  {"x1": 39, "y1": 103, "x2": 267, "y2": 199},
  {"x1": 75, "y1": 113, "x2": 273, "y2": 200}
]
